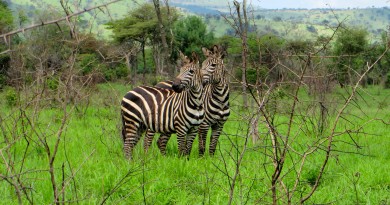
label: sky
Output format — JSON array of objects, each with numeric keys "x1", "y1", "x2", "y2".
[{"x1": 250, "y1": 0, "x2": 390, "y2": 9}]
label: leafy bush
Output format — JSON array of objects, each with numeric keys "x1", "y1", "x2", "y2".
[
  {"x1": 5, "y1": 87, "x2": 18, "y2": 107},
  {"x1": 115, "y1": 64, "x2": 129, "y2": 79},
  {"x1": 235, "y1": 67, "x2": 268, "y2": 84},
  {"x1": 46, "y1": 77, "x2": 59, "y2": 90},
  {"x1": 77, "y1": 54, "x2": 99, "y2": 75},
  {"x1": 385, "y1": 72, "x2": 390, "y2": 89},
  {"x1": 0, "y1": 74, "x2": 5, "y2": 89}
]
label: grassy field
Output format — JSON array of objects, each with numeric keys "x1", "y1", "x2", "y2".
[{"x1": 0, "y1": 83, "x2": 389, "y2": 204}]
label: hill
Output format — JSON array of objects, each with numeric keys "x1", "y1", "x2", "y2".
[{"x1": 4, "y1": 0, "x2": 390, "y2": 41}]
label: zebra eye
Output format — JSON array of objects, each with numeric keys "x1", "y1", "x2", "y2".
[
  {"x1": 189, "y1": 70, "x2": 194, "y2": 74},
  {"x1": 211, "y1": 63, "x2": 217, "y2": 67}
]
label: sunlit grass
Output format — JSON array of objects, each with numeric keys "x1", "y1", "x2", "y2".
[{"x1": 0, "y1": 83, "x2": 389, "y2": 204}]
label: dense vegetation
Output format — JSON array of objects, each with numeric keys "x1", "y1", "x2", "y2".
[{"x1": 1, "y1": 0, "x2": 389, "y2": 204}]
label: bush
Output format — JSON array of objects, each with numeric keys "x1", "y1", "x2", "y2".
[
  {"x1": 115, "y1": 64, "x2": 129, "y2": 79},
  {"x1": 0, "y1": 74, "x2": 5, "y2": 89},
  {"x1": 77, "y1": 54, "x2": 99, "y2": 75},
  {"x1": 235, "y1": 67, "x2": 268, "y2": 84},
  {"x1": 5, "y1": 87, "x2": 18, "y2": 107},
  {"x1": 101, "y1": 66, "x2": 116, "y2": 81},
  {"x1": 46, "y1": 77, "x2": 59, "y2": 90},
  {"x1": 385, "y1": 73, "x2": 390, "y2": 89}
]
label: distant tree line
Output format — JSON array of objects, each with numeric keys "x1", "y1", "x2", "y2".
[{"x1": 0, "y1": 0, "x2": 389, "y2": 91}]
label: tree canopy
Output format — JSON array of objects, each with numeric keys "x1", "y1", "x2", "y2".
[
  {"x1": 333, "y1": 27, "x2": 369, "y2": 86},
  {"x1": 0, "y1": 0, "x2": 13, "y2": 34},
  {"x1": 173, "y1": 15, "x2": 215, "y2": 56},
  {"x1": 106, "y1": 3, "x2": 177, "y2": 44}
]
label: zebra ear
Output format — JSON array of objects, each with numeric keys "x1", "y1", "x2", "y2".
[
  {"x1": 213, "y1": 44, "x2": 226, "y2": 59},
  {"x1": 191, "y1": 52, "x2": 199, "y2": 64},
  {"x1": 179, "y1": 51, "x2": 190, "y2": 65},
  {"x1": 213, "y1": 45, "x2": 219, "y2": 53},
  {"x1": 179, "y1": 51, "x2": 186, "y2": 61},
  {"x1": 202, "y1": 47, "x2": 211, "y2": 57},
  {"x1": 220, "y1": 45, "x2": 227, "y2": 59}
]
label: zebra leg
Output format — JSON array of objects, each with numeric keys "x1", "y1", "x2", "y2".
[
  {"x1": 123, "y1": 122, "x2": 141, "y2": 159},
  {"x1": 209, "y1": 124, "x2": 223, "y2": 156},
  {"x1": 185, "y1": 128, "x2": 198, "y2": 156},
  {"x1": 198, "y1": 123, "x2": 209, "y2": 156},
  {"x1": 176, "y1": 132, "x2": 188, "y2": 157},
  {"x1": 144, "y1": 130, "x2": 155, "y2": 152},
  {"x1": 157, "y1": 134, "x2": 171, "y2": 155}
]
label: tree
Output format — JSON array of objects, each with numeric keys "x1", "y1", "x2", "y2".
[
  {"x1": 0, "y1": 0, "x2": 13, "y2": 34},
  {"x1": 333, "y1": 27, "x2": 369, "y2": 86},
  {"x1": 367, "y1": 32, "x2": 390, "y2": 88},
  {"x1": 0, "y1": 0, "x2": 14, "y2": 88},
  {"x1": 233, "y1": 0, "x2": 249, "y2": 109},
  {"x1": 173, "y1": 16, "x2": 215, "y2": 57},
  {"x1": 106, "y1": 3, "x2": 178, "y2": 78}
]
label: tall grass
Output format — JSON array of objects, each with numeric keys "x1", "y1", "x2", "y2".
[{"x1": 0, "y1": 83, "x2": 389, "y2": 204}]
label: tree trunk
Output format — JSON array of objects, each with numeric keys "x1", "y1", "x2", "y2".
[
  {"x1": 153, "y1": 0, "x2": 170, "y2": 76},
  {"x1": 142, "y1": 42, "x2": 146, "y2": 81},
  {"x1": 234, "y1": 0, "x2": 248, "y2": 109}
]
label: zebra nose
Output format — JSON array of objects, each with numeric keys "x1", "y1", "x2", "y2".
[{"x1": 172, "y1": 80, "x2": 184, "y2": 93}]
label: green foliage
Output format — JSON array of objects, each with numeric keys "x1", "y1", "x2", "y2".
[
  {"x1": 333, "y1": 27, "x2": 369, "y2": 86},
  {"x1": 0, "y1": 73, "x2": 5, "y2": 89},
  {"x1": 46, "y1": 77, "x2": 59, "y2": 91},
  {"x1": 77, "y1": 54, "x2": 99, "y2": 75},
  {"x1": 216, "y1": 35, "x2": 241, "y2": 54},
  {"x1": 115, "y1": 64, "x2": 129, "y2": 79},
  {"x1": 286, "y1": 39, "x2": 314, "y2": 54},
  {"x1": 235, "y1": 66, "x2": 268, "y2": 84},
  {"x1": 385, "y1": 72, "x2": 390, "y2": 88},
  {"x1": 102, "y1": 66, "x2": 116, "y2": 81},
  {"x1": 106, "y1": 4, "x2": 155, "y2": 43},
  {"x1": 5, "y1": 87, "x2": 17, "y2": 107},
  {"x1": 173, "y1": 15, "x2": 215, "y2": 57},
  {"x1": 0, "y1": 53, "x2": 9, "y2": 88},
  {"x1": 77, "y1": 54, "x2": 128, "y2": 81},
  {"x1": 0, "y1": 1, "x2": 13, "y2": 88},
  {"x1": 106, "y1": 3, "x2": 177, "y2": 44},
  {"x1": 334, "y1": 27, "x2": 369, "y2": 55},
  {"x1": 0, "y1": 0, "x2": 13, "y2": 33}
]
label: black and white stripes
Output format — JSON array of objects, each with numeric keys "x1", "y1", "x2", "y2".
[
  {"x1": 145, "y1": 45, "x2": 230, "y2": 156},
  {"x1": 121, "y1": 52, "x2": 210, "y2": 159}
]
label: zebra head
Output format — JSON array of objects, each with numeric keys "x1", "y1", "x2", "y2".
[
  {"x1": 201, "y1": 45, "x2": 226, "y2": 84},
  {"x1": 172, "y1": 52, "x2": 203, "y2": 93}
]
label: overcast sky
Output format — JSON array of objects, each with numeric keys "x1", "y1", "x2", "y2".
[{"x1": 250, "y1": 0, "x2": 389, "y2": 9}]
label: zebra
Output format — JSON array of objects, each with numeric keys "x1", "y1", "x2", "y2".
[
  {"x1": 145, "y1": 45, "x2": 230, "y2": 156},
  {"x1": 121, "y1": 52, "x2": 212, "y2": 159}
]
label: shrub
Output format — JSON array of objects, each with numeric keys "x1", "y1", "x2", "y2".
[
  {"x1": 235, "y1": 67, "x2": 268, "y2": 84},
  {"x1": 0, "y1": 74, "x2": 5, "y2": 89},
  {"x1": 77, "y1": 54, "x2": 99, "y2": 75},
  {"x1": 5, "y1": 87, "x2": 18, "y2": 107},
  {"x1": 385, "y1": 73, "x2": 390, "y2": 89},
  {"x1": 115, "y1": 64, "x2": 129, "y2": 79},
  {"x1": 46, "y1": 77, "x2": 59, "y2": 90}
]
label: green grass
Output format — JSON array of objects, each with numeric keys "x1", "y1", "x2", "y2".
[{"x1": 0, "y1": 83, "x2": 389, "y2": 204}]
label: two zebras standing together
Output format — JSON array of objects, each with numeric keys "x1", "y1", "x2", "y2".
[{"x1": 121, "y1": 45, "x2": 230, "y2": 159}]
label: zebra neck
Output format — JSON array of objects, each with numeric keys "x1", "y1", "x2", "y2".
[
  {"x1": 210, "y1": 83, "x2": 229, "y2": 105},
  {"x1": 212, "y1": 82, "x2": 228, "y2": 94},
  {"x1": 189, "y1": 85, "x2": 204, "y2": 108}
]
